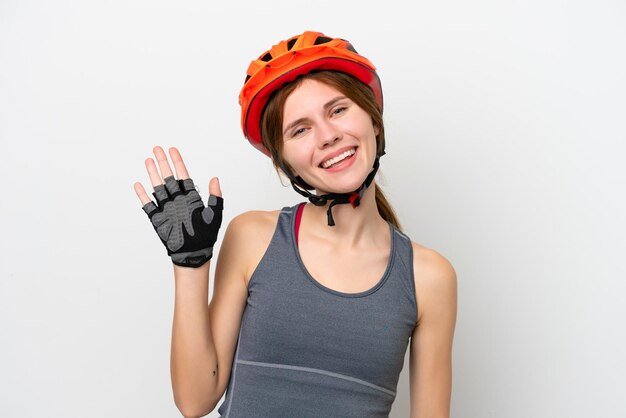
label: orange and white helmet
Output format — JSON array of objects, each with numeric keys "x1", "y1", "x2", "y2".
[{"x1": 239, "y1": 31, "x2": 383, "y2": 156}]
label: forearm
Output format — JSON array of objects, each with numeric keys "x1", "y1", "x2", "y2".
[{"x1": 170, "y1": 262, "x2": 219, "y2": 416}]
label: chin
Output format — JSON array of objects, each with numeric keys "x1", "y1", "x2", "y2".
[
  {"x1": 316, "y1": 179, "x2": 367, "y2": 195},
  {"x1": 315, "y1": 171, "x2": 372, "y2": 195}
]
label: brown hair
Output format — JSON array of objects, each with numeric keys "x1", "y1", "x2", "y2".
[{"x1": 260, "y1": 71, "x2": 402, "y2": 230}]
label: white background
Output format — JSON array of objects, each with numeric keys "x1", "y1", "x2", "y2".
[{"x1": 1, "y1": 0, "x2": 625, "y2": 417}]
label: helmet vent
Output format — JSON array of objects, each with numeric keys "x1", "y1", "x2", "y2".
[
  {"x1": 346, "y1": 44, "x2": 358, "y2": 53},
  {"x1": 314, "y1": 36, "x2": 333, "y2": 45},
  {"x1": 260, "y1": 52, "x2": 273, "y2": 62},
  {"x1": 287, "y1": 38, "x2": 297, "y2": 50},
  {"x1": 245, "y1": 74, "x2": 251, "y2": 83}
]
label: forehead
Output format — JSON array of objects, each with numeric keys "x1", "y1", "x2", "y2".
[{"x1": 283, "y1": 79, "x2": 344, "y2": 119}]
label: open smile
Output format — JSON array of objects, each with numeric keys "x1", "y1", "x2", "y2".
[{"x1": 320, "y1": 147, "x2": 357, "y2": 169}]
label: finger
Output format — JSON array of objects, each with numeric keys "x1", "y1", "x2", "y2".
[
  {"x1": 180, "y1": 178, "x2": 197, "y2": 193},
  {"x1": 209, "y1": 177, "x2": 222, "y2": 198},
  {"x1": 163, "y1": 175, "x2": 181, "y2": 194},
  {"x1": 134, "y1": 182, "x2": 153, "y2": 205},
  {"x1": 152, "y1": 184, "x2": 169, "y2": 204},
  {"x1": 145, "y1": 158, "x2": 163, "y2": 187},
  {"x1": 169, "y1": 147, "x2": 190, "y2": 180},
  {"x1": 153, "y1": 146, "x2": 174, "y2": 180}
]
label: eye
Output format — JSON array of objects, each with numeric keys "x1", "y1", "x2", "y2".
[
  {"x1": 291, "y1": 127, "x2": 306, "y2": 138},
  {"x1": 332, "y1": 106, "x2": 347, "y2": 116}
]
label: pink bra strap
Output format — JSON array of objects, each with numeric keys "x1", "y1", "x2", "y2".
[{"x1": 295, "y1": 203, "x2": 305, "y2": 247}]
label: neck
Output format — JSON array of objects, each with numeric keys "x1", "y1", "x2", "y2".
[{"x1": 302, "y1": 182, "x2": 387, "y2": 246}]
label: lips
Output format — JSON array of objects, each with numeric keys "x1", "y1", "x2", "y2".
[{"x1": 319, "y1": 146, "x2": 357, "y2": 169}]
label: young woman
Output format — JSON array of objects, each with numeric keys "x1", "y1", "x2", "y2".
[{"x1": 135, "y1": 31, "x2": 457, "y2": 418}]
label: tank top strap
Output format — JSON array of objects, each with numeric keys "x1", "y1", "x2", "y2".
[
  {"x1": 276, "y1": 203, "x2": 302, "y2": 247},
  {"x1": 388, "y1": 227, "x2": 418, "y2": 318}
]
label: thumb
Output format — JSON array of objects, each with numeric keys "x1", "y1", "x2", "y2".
[{"x1": 209, "y1": 177, "x2": 222, "y2": 198}]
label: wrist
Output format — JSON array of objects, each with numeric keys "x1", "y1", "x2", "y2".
[
  {"x1": 173, "y1": 261, "x2": 210, "y2": 279},
  {"x1": 170, "y1": 247, "x2": 213, "y2": 268}
]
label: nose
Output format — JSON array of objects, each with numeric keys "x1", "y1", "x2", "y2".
[{"x1": 317, "y1": 120, "x2": 342, "y2": 149}]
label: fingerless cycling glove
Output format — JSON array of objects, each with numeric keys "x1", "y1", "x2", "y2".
[{"x1": 142, "y1": 176, "x2": 223, "y2": 267}]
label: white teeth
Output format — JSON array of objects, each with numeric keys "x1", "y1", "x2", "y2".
[{"x1": 321, "y1": 148, "x2": 356, "y2": 168}]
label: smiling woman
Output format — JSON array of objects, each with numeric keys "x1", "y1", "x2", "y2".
[{"x1": 135, "y1": 30, "x2": 457, "y2": 418}]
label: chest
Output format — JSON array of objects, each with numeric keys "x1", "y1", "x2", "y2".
[{"x1": 298, "y1": 240, "x2": 391, "y2": 294}]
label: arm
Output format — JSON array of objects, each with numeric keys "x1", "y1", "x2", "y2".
[
  {"x1": 135, "y1": 146, "x2": 250, "y2": 417},
  {"x1": 409, "y1": 245, "x2": 458, "y2": 418},
  {"x1": 171, "y1": 213, "x2": 258, "y2": 417},
  {"x1": 170, "y1": 262, "x2": 222, "y2": 416}
]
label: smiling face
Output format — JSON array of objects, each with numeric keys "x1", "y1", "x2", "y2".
[
  {"x1": 280, "y1": 79, "x2": 379, "y2": 195},
  {"x1": 259, "y1": 71, "x2": 385, "y2": 193}
]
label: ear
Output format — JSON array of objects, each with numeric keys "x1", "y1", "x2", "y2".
[{"x1": 374, "y1": 124, "x2": 380, "y2": 136}]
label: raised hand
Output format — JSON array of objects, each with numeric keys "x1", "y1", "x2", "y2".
[{"x1": 134, "y1": 146, "x2": 223, "y2": 268}]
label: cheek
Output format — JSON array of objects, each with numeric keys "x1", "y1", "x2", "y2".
[{"x1": 282, "y1": 144, "x2": 309, "y2": 175}]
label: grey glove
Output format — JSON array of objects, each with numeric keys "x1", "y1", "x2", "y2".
[{"x1": 142, "y1": 176, "x2": 223, "y2": 267}]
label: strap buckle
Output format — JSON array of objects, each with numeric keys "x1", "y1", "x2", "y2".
[{"x1": 349, "y1": 192, "x2": 361, "y2": 208}]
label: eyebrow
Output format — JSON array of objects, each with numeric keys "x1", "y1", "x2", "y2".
[{"x1": 282, "y1": 95, "x2": 348, "y2": 136}]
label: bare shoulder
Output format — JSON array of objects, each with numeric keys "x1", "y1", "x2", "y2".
[
  {"x1": 222, "y1": 209, "x2": 281, "y2": 283},
  {"x1": 411, "y1": 242, "x2": 458, "y2": 325},
  {"x1": 227, "y1": 209, "x2": 281, "y2": 235},
  {"x1": 411, "y1": 242, "x2": 457, "y2": 282}
]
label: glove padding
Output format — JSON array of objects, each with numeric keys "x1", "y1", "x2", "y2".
[{"x1": 142, "y1": 176, "x2": 223, "y2": 267}]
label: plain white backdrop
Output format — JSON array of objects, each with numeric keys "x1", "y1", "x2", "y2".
[{"x1": 1, "y1": 0, "x2": 625, "y2": 417}]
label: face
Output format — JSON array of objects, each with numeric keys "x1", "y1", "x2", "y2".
[{"x1": 281, "y1": 79, "x2": 379, "y2": 195}]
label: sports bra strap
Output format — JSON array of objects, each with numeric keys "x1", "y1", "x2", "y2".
[{"x1": 294, "y1": 202, "x2": 305, "y2": 247}]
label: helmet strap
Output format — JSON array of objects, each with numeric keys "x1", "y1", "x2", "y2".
[{"x1": 288, "y1": 157, "x2": 381, "y2": 226}]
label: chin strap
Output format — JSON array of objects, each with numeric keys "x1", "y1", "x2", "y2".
[{"x1": 290, "y1": 157, "x2": 381, "y2": 226}]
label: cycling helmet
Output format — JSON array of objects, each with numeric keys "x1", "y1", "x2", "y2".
[{"x1": 239, "y1": 31, "x2": 383, "y2": 156}]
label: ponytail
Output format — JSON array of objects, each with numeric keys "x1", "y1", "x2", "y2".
[{"x1": 375, "y1": 185, "x2": 401, "y2": 231}]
